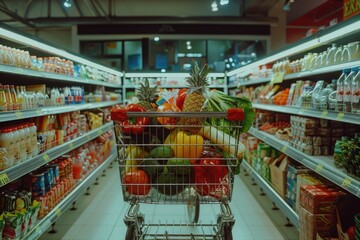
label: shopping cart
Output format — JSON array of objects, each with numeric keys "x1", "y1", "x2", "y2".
[{"x1": 113, "y1": 108, "x2": 244, "y2": 240}]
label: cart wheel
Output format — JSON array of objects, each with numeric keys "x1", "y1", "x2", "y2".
[
  {"x1": 187, "y1": 193, "x2": 200, "y2": 223},
  {"x1": 125, "y1": 223, "x2": 137, "y2": 240},
  {"x1": 223, "y1": 224, "x2": 233, "y2": 240}
]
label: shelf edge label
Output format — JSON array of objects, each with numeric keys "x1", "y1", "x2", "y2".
[
  {"x1": 315, "y1": 163, "x2": 323, "y2": 173},
  {"x1": 43, "y1": 153, "x2": 50, "y2": 163},
  {"x1": 15, "y1": 111, "x2": 24, "y2": 119},
  {"x1": 0, "y1": 173, "x2": 10, "y2": 186},
  {"x1": 336, "y1": 112, "x2": 345, "y2": 120},
  {"x1": 321, "y1": 110, "x2": 328, "y2": 118},
  {"x1": 281, "y1": 145, "x2": 287, "y2": 153},
  {"x1": 341, "y1": 177, "x2": 351, "y2": 189},
  {"x1": 55, "y1": 208, "x2": 62, "y2": 217}
]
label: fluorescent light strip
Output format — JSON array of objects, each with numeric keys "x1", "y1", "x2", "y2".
[
  {"x1": 125, "y1": 72, "x2": 224, "y2": 78},
  {"x1": 0, "y1": 27, "x2": 123, "y2": 77},
  {"x1": 227, "y1": 19, "x2": 360, "y2": 77}
]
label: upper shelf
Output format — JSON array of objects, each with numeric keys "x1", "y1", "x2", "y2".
[
  {"x1": 125, "y1": 72, "x2": 225, "y2": 78},
  {"x1": 0, "y1": 100, "x2": 122, "y2": 123},
  {"x1": 0, "y1": 64, "x2": 121, "y2": 88},
  {"x1": 123, "y1": 84, "x2": 226, "y2": 89},
  {"x1": 227, "y1": 15, "x2": 360, "y2": 77},
  {"x1": 252, "y1": 103, "x2": 360, "y2": 125},
  {"x1": 0, "y1": 23, "x2": 123, "y2": 78}
]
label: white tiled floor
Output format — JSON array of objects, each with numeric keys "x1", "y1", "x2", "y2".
[{"x1": 39, "y1": 163, "x2": 299, "y2": 240}]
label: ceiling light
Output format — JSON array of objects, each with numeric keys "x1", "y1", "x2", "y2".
[
  {"x1": 63, "y1": 0, "x2": 72, "y2": 8},
  {"x1": 154, "y1": 37, "x2": 160, "y2": 41},
  {"x1": 229, "y1": 57, "x2": 233, "y2": 62},
  {"x1": 161, "y1": 69, "x2": 166, "y2": 73},
  {"x1": 186, "y1": 41, "x2": 191, "y2": 45},
  {"x1": 211, "y1": 1, "x2": 218, "y2": 11},
  {"x1": 187, "y1": 45, "x2": 192, "y2": 50},
  {"x1": 220, "y1": 0, "x2": 229, "y2": 5}
]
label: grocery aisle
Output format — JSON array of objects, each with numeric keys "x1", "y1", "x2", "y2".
[{"x1": 39, "y1": 161, "x2": 299, "y2": 240}]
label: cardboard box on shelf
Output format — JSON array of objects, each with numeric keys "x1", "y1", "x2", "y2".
[
  {"x1": 296, "y1": 174, "x2": 324, "y2": 213},
  {"x1": 300, "y1": 185, "x2": 345, "y2": 214},
  {"x1": 270, "y1": 154, "x2": 289, "y2": 198},
  {"x1": 299, "y1": 206, "x2": 338, "y2": 240}
]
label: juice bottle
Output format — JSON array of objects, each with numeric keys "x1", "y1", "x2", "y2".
[
  {"x1": 343, "y1": 66, "x2": 358, "y2": 112},
  {"x1": 20, "y1": 86, "x2": 28, "y2": 110},
  {"x1": 12, "y1": 127, "x2": 21, "y2": 164},
  {"x1": 0, "y1": 128, "x2": 15, "y2": 167},
  {"x1": 15, "y1": 86, "x2": 23, "y2": 110},
  {"x1": 3, "y1": 85, "x2": 13, "y2": 111},
  {"x1": 23, "y1": 124, "x2": 32, "y2": 158},
  {"x1": 336, "y1": 68, "x2": 350, "y2": 112},
  {"x1": 0, "y1": 85, "x2": 7, "y2": 111},
  {"x1": 17, "y1": 125, "x2": 27, "y2": 162},
  {"x1": 351, "y1": 68, "x2": 360, "y2": 113},
  {"x1": 10, "y1": 85, "x2": 18, "y2": 110},
  {"x1": 28, "y1": 123, "x2": 38, "y2": 157}
]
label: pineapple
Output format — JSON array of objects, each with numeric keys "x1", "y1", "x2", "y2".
[
  {"x1": 180, "y1": 61, "x2": 211, "y2": 133},
  {"x1": 136, "y1": 78, "x2": 157, "y2": 110}
]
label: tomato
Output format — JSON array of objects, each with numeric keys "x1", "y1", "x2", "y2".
[
  {"x1": 157, "y1": 102, "x2": 180, "y2": 129},
  {"x1": 346, "y1": 226, "x2": 355, "y2": 240},
  {"x1": 123, "y1": 170, "x2": 151, "y2": 195},
  {"x1": 176, "y1": 88, "x2": 187, "y2": 110}
]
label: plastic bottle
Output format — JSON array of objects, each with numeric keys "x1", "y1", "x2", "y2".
[
  {"x1": 0, "y1": 85, "x2": 7, "y2": 111},
  {"x1": 10, "y1": 85, "x2": 18, "y2": 111},
  {"x1": 336, "y1": 68, "x2": 351, "y2": 112},
  {"x1": 17, "y1": 125, "x2": 27, "y2": 162},
  {"x1": 343, "y1": 66, "x2": 358, "y2": 112},
  {"x1": 3, "y1": 85, "x2": 13, "y2": 111},
  {"x1": 20, "y1": 86, "x2": 28, "y2": 110},
  {"x1": 23, "y1": 124, "x2": 32, "y2": 159},
  {"x1": 11, "y1": 127, "x2": 21, "y2": 164},
  {"x1": 0, "y1": 128, "x2": 15, "y2": 167},
  {"x1": 351, "y1": 68, "x2": 360, "y2": 113},
  {"x1": 28, "y1": 123, "x2": 38, "y2": 157},
  {"x1": 15, "y1": 86, "x2": 23, "y2": 110}
]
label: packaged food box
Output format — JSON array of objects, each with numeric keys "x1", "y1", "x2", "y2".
[
  {"x1": 313, "y1": 137, "x2": 331, "y2": 146},
  {"x1": 296, "y1": 174, "x2": 324, "y2": 213},
  {"x1": 300, "y1": 185, "x2": 345, "y2": 214},
  {"x1": 270, "y1": 154, "x2": 289, "y2": 198},
  {"x1": 299, "y1": 206, "x2": 337, "y2": 240}
]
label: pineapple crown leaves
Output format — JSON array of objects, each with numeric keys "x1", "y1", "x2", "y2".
[
  {"x1": 136, "y1": 78, "x2": 158, "y2": 102},
  {"x1": 186, "y1": 61, "x2": 211, "y2": 92}
]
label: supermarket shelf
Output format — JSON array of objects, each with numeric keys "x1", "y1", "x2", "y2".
[
  {"x1": 248, "y1": 127, "x2": 360, "y2": 198},
  {"x1": 0, "y1": 100, "x2": 122, "y2": 123},
  {"x1": 252, "y1": 103, "x2": 360, "y2": 125},
  {"x1": 123, "y1": 84, "x2": 226, "y2": 89},
  {"x1": 234, "y1": 60, "x2": 360, "y2": 87},
  {"x1": 241, "y1": 160, "x2": 299, "y2": 229},
  {"x1": 0, "y1": 64, "x2": 121, "y2": 88},
  {"x1": 284, "y1": 60, "x2": 360, "y2": 81},
  {"x1": 0, "y1": 122, "x2": 114, "y2": 188},
  {"x1": 25, "y1": 149, "x2": 117, "y2": 240}
]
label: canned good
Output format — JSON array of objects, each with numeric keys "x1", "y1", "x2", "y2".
[
  {"x1": 48, "y1": 164, "x2": 60, "y2": 184},
  {"x1": 30, "y1": 172, "x2": 45, "y2": 196},
  {"x1": 4, "y1": 194, "x2": 16, "y2": 212},
  {"x1": 43, "y1": 169, "x2": 53, "y2": 192},
  {"x1": 21, "y1": 191, "x2": 32, "y2": 209}
]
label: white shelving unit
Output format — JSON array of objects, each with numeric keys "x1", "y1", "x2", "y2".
[
  {"x1": 227, "y1": 15, "x2": 360, "y2": 228},
  {"x1": 0, "y1": 23, "x2": 122, "y2": 240}
]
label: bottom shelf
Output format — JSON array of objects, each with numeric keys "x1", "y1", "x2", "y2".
[
  {"x1": 25, "y1": 150, "x2": 117, "y2": 240},
  {"x1": 241, "y1": 160, "x2": 299, "y2": 229}
]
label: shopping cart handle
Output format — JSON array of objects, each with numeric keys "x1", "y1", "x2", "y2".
[{"x1": 227, "y1": 108, "x2": 244, "y2": 121}]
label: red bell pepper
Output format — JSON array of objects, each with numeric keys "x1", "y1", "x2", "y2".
[
  {"x1": 176, "y1": 88, "x2": 187, "y2": 110},
  {"x1": 111, "y1": 104, "x2": 150, "y2": 134},
  {"x1": 194, "y1": 152, "x2": 229, "y2": 199},
  {"x1": 123, "y1": 169, "x2": 151, "y2": 195}
]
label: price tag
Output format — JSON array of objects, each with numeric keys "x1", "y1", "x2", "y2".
[
  {"x1": 321, "y1": 110, "x2": 328, "y2": 118},
  {"x1": 69, "y1": 142, "x2": 74, "y2": 151},
  {"x1": 281, "y1": 145, "x2": 287, "y2": 153},
  {"x1": 55, "y1": 208, "x2": 62, "y2": 217},
  {"x1": 0, "y1": 173, "x2": 10, "y2": 186},
  {"x1": 315, "y1": 163, "x2": 323, "y2": 173},
  {"x1": 97, "y1": 129, "x2": 103, "y2": 135},
  {"x1": 15, "y1": 111, "x2": 24, "y2": 119},
  {"x1": 336, "y1": 112, "x2": 345, "y2": 121},
  {"x1": 341, "y1": 177, "x2": 351, "y2": 189},
  {"x1": 43, "y1": 153, "x2": 50, "y2": 163},
  {"x1": 17, "y1": 68, "x2": 25, "y2": 74},
  {"x1": 35, "y1": 226, "x2": 42, "y2": 236},
  {"x1": 270, "y1": 72, "x2": 285, "y2": 84}
]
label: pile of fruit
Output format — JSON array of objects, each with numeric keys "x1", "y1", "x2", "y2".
[{"x1": 111, "y1": 61, "x2": 255, "y2": 199}]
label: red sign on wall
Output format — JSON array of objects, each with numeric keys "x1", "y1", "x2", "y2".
[{"x1": 343, "y1": 0, "x2": 360, "y2": 20}]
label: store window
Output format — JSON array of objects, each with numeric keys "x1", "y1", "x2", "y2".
[{"x1": 124, "y1": 41, "x2": 143, "y2": 71}]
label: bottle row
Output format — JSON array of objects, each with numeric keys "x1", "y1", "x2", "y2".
[
  {"x1": 0, "y1": 108, "x2": 111, "y2": 170},
  {"x1": 236, "y1": 64, "x2": 360, "y2": 114},
  {"x1": 0, "y1": 83, "x2": 121, "y2": 112},
  {"x1": 0, "y1": 129, "x2": 115, "y2": 239},
  {"x1": 234, "y1": 41, "x2": 360, "y2": 81},
  {"x1": 0, "y1": 44, "x2": 120, "y2": 84}
]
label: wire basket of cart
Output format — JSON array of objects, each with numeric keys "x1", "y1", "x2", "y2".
[{"x1": 112, "y1": 108, "x2": 245, "y2": 240}]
